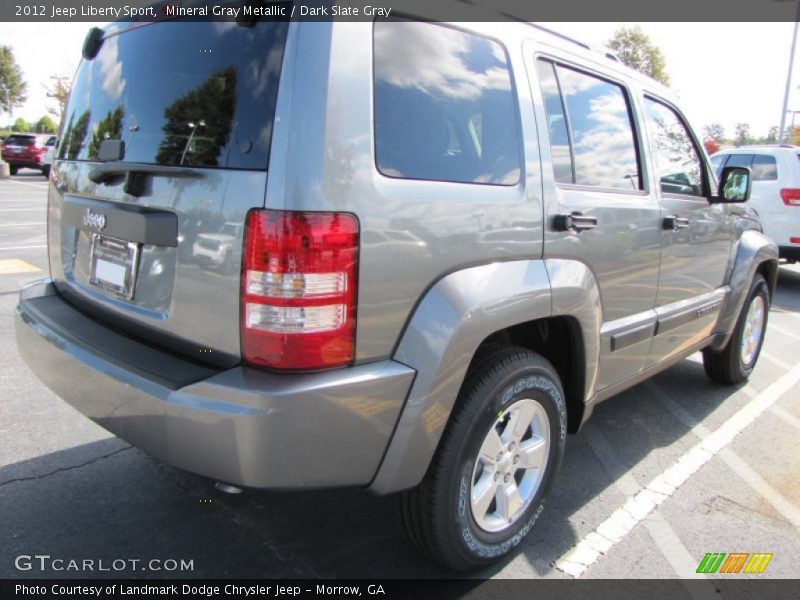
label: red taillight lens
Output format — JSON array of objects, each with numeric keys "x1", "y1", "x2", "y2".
[
  {"x1": 781, "y1": 188, "x2": 800, "y2": 206},
  {"x1": 241, "y1": 210, "x2": 359, "y2": 370}
]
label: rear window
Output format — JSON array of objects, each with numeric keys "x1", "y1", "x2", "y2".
[
  {"x1": 751, "y1": 154, "x2": 778, "y2": 181},
  {"x1": 4, "y1": 135, "x2": 36, "y2": 146},
  {"x1": 373, "y1": 20, "x2": 522, "y2": 185},
  {"x1": 58, "y1": 19, "x2": 289, "y2": 170}
]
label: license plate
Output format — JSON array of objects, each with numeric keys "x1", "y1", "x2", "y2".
[{"x1": 89, "y1": 235, "x2": 140, "y2": 300}]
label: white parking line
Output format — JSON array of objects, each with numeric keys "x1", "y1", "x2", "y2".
[
  {"x1": 658, "y1": 382, "x2": 800, "y2": 529},
  {"x1": 2, "y1": 179, "x2": 48, "y2": 189},
  {"x1": 556, "y1": 363, "x2": 800, "y2": 577},
  {"x1": 761, "y1": 351, "x2": 794, "y2": 370},
  {"x1": 0, "y1": 222, "x2": 46, "y2": 228},
  {"x1": 770, "y1": 405, "x2": 800, "y2": 430},
  {"x1": 0, "y1": 245, "x2": 47, "y2": 251},
  {"x1": 582, "y1": 424, "x2": 708, "y2": 580},
  {"x1": 769, "y1": 323, "x2": 800, "y2": 343}
]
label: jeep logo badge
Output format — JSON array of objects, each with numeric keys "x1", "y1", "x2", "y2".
[{"x1": 82, "y1": 208, "x2": 107, "y2": 232}]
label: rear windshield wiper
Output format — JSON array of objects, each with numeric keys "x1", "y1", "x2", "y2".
[{"x1": 88, "y1": 162, "x2": 203, "y2": 197}]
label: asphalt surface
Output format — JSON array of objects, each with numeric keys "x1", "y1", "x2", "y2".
[{"x1": 1, "y1": 168, "x2": 799, "y2": 581}]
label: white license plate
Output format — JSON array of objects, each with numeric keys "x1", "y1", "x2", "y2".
[{"x1": 89, "y1": 235, "x2": 140, "y2": 300}]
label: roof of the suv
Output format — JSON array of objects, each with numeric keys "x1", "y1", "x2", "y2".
[{"x1": 713, "y1": 145, "x2": 800, "y2": 156}]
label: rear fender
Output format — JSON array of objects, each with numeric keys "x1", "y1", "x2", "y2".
[{"x1": 368, "y1": 259, "x2": 601, "y2": 494}]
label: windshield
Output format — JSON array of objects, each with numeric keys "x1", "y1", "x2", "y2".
[{"x1": 58, "y1": 19, "x2": 289, "y2": 170}]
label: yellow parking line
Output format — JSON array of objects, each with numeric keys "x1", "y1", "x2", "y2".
[{"x1": 0, "y1": 258, "x2": 42, "y2": 274}]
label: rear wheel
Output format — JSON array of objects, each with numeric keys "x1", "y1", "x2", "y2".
[
  {"x1": 9, "y1": 165, "x2": 18, "y2": 175},
  {"x1": 703, "y1": 274, "x2": 769, "y2": 384},
  {"x1": 400, "y1": 347, "x2": 566, "y2": 570},
  {"x1": 41, "y1": 165, "x2": 51, "y2": 178}
]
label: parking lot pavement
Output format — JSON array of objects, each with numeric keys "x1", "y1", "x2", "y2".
[{"x1": 1, "y1": 171, "x2": 798, "y2": 580}]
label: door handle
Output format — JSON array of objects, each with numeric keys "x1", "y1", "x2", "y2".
[
  {"x1": 663, "y1": 215, "x2": 690, "y2": 231},
  {"x1": 554, "y1": 212, "x2": 598, "y2": 233}
]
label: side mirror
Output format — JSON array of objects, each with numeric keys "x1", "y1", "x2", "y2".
[{"x1": 717, "y1": 166, "x2": 751, "y2": 203}]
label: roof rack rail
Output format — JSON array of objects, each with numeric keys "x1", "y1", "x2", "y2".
[{"x1": 526, "y1": 22, "x2": 591, "y2": 51}]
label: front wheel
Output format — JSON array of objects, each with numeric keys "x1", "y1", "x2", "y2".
[
  {"x1": 9, "y1": 165, "x2": 18, "y2": 175},
  {"x1": 400, "y1": 347, "x2": 566, "y2": 570},
  {"x1": 703, "y1": 274, "x2": 769, "y2": 385}
]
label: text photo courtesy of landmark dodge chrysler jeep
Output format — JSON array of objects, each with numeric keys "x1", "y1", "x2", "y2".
[{"x1": 15, "y1": 13, "x2": 778, "y2": 571}]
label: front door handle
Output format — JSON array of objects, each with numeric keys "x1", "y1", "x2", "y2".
[
  {"x1": 554, "y1": 212, "x2": 598, "y2": 232},
  {"x1": 663, "y1": 215, "x2": 690, "y2": 231}
]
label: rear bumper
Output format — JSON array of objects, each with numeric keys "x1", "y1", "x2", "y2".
[
  {"x1": 2, "y1": 157, "x2": 43, "y2": 169},
  {"x1": 779, "y1": 245, "x2": 800, "y2": 262},
  {"x1": 15, "y1": 279, "x2": 415, "y2": 489}
]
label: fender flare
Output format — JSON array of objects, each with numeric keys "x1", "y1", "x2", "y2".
[
  {"x1": 710, "y1": 230, "x2": 778, "y2": 351},
  {"x1": 368, "y1": 259, "x2": 602, "y2": 494}
]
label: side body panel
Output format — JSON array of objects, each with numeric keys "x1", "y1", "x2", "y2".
[{"x1": 266, "y1": 22, "x2": 544, "y2": 364}]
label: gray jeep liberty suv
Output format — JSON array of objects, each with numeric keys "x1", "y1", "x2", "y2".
[{"x1": 14, "y1": 13, "x2": 778, "y2": 570}]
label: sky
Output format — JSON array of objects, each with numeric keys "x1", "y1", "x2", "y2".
[{"x1": 0, "y1": 21, "x2": 797, "y2": 141}]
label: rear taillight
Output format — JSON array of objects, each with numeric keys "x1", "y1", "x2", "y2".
[
  {"x1": 241, "y1": 210, "x2": 359, "y2": 370},
  {"x1": 781, "y1": 188, "x2": 800, "y2": 206}
]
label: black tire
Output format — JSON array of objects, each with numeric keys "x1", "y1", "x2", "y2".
[
  {"x1": 42, "y1": 165, "x2": 51, "y2": 178},
  {"x1": 703, "y1": 274, "x2": 769, "y2": 385},
  {"x1": 9, "y1": 165, "x2": 18, "y2": 175},
  {"x1": 400, "y1": 346, "x2": 567, "y2": 571}
]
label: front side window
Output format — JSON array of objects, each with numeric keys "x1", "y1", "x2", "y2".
[
  {"x1": 643, "y1": 98, "x2": 704, "y2": 196},
  {"x1": 374, "y1": 20, "x2": 521, "y2": 185},
  {"x1": 536, "y1": 59, "x2": 641, "y2": 190}
]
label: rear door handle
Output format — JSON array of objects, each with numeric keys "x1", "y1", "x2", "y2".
[
  {"x1": 554, "y1": 212, "x2": 598, "y2": 232},
  {"x1": 663, "y1": 215, "x2": 690, "y2": 231}
]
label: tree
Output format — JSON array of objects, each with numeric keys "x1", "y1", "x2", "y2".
[
  {"x1": 0, "y1": 46, "x2": 28, "y2": 114},
  {"x1": 33, "y1": 115, "x2": 57, "y2": 133},
  {"x1": 702, "y1": 123, "x2": 725, "y2": 143},
  {"x1": 44, "y1": 75, "x2": 71, "y2": 124},
  {"x1": 12, "y1": 117, "x2": 29, "y2": 132},
  {"x1": 734, "y1": 123, "x2": 752, "y2": 146},
  {"x1": 764, "y1": 126, "x2": 779, "y2": 144},
  {"x1": 607, "y1": 26, "x2": 669, "y2": 85}
]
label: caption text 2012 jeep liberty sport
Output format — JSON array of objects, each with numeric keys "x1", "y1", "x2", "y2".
[{"x1": 15, "y1": 11, "x2": 778, "y2": 570}]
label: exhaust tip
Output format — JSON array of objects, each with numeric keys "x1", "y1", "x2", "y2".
[{"x1": 214, "y1": 481, "x2": 244, "y2": 495}]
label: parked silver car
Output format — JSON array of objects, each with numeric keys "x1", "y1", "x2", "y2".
[{"x1": 15, "y1": 14, "x2": 777, "y2": 570}]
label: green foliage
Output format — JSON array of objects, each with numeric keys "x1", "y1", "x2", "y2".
[
  {"x1": 45, "y1": 75, "x2": 71, "y2": 123},
  {"x1": 61, "y1": 110, "x2": 91, "y2": 159},
  {"x1": 87, "y1": 106, "x2": 125, "y2": 159},
  {"x1": 0, "y1": 46, "x2": 28, "y2": 112},
  {"x1": 734, "y1": 123, "x2": 752, "y2": 146},
  {"x1": 607, "y1": 26, "x2": 670, "y2": 86},
  {"x1": 156, "y1": 68, "x2": 236, "y2": 166},
  {"x1": 12, "y1": 116, "x2": 29, "y2": 132},
  {"x1": 702, "y1": 123, "x2": 725, "y2": 143},
  {"x1": 33, "y1": 115, "x2": 57, "y2": 133}
]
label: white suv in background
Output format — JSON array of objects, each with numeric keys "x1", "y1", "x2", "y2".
[{"x1": 711, "y1": 145, "x2": 800, "y2": 262}]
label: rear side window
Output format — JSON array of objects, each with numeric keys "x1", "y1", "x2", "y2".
[
  {"x1": 643, "y1": 98, "x2": 704, "y2": 196},
  {"x1": 374, "y1": 20, "x2": 521, "y2": 185},
  {"x1": 58, "y1": 20, "x2": 289, "y2": 170},
  {"x1": 750, "y1": 155, "x2": 778, "y2": 181},
  {"x1": 536, "y1": 60, "x2": 641, "y2": 190}
]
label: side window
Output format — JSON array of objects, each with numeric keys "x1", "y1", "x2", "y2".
[
  {"x1": 643, "y1": 98, "x2": 704, "y2": 197},
  {"x1": 709, "y1": 154, "x2": 728, "y2": 179},
  {"x1": 536, "y1": 59, "x2": 641, "y2": 190},
  {"x1": 751, "y1": 154, "x2": 778, "y2": 181},
  {"x1": 725, "y1": 154, "x2": 754, "y2": 169},
  {"x1": 373, "y1": 21, "x2": 521, "y2": 185}
]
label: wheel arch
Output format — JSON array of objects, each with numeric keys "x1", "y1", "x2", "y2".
[
  {"x1": 710, "y1": 230, "x2": 778, "y2": 351},
  {"x1": 368, "y1": 259, "x2": 602, "y2": 495}
]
